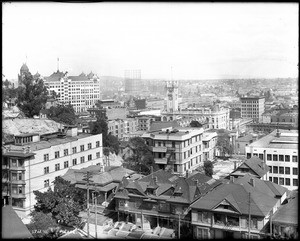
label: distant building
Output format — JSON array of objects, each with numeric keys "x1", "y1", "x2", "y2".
[
  {"x1": 2, "y1": 126, "x2": 103, "y2": 219},
  {"x1": 44, "y1": 71, "x2": 100, "y2": 113},
  {"x1": 240, "y1": 96, "x2": 265, "y2": 122},
  {"x1": 18, "y1": 63, "x2": 30, "y2": 87},
  {"x1": 108, "y1": 118, "x2": 138, "y2": 140},
  {"x1": 235, "y1": 133, "x2": 258, "y2": 155},
  {"x1": 202, "y1": 131, "x2": 218, "y2": 162},
  {"x1": 124, "y1": 69, "x2": 141, "y2": 95},
  {"x1": 142, "y1": 127, "x2": 204, "y2": 175},
  {"x1": 245, "y1": 129, "x2": 298, "y2": 190}
]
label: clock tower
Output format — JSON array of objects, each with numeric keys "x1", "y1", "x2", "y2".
[{"x1": 166, "y1": 80, "x2": 179, "y2": 113}]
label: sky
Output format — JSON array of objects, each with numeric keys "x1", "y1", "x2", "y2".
[{"x1": 2, "y1": 2, "x2": 299, "y2": 80}]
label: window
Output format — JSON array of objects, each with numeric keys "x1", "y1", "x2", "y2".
[
  {"x1": 96, "y1": 141, "x2": 100, "y2": 147},
  {"x1": 80, "y1": 145, "x2": 84, "y2": 151},
  {"x1": 80, "y1": 156, "x2": 85, "y2": 163},
  {"x1": 269, "y1": 177, "x2": 272, "y2": 182},
  {"x1": 44, "y1": 179, "x2": 50, "y2": 188},
  {"x1": 88, "y1": 154, "x2": 92, "y2": 161},
  {"x1": 247, "y1": 153, "x2": 251, "y2": 159},
  {"x1": 55, "y1": 151, "x2": 60, "y2": 158},
  {"x1": 197, "y1": 211, "x2": 211, "y2": 224},
  {"x1": 197, "y1": 227, "x2": 209, "y2": 239},
  {"x1": 64, "y1": 149, "x2": 68, "y2": 156},
  {"x1": 285, "y1": 178, "x2": 290, "y2": 186},
  {"x1": 279, "y1": 167, "x2": 284, "y2": 174},
  {"x1": 292, "y1": 156, "x2": 298, "y2": 162},
  {"x1": 73, "y1": 158, "x2": 77, "y2": 165},
  {"x1": 44, "y1": 154, "x2": 49, "y2": 161},
  {"x1": 273, "y1": 166, "x2": 278, "y2": 174},
  {"x1": 72, "y1": 147, "x2": 77, "y2": 154},
  {"x1": 88, "y1": 143, "x2": 92, "y2": 149},
  {"x1": 259, "y1": 154, "x2": 263, "y2": 160},
  {"x1": 285, "y1": 155, "x2": 290, "y2": 162},
  {"x1": 293, "y1": 168, "x2": 298, "y2": 175},
  {"x1": 55, "y1": 163, "x2": 60, "y2": 171},
  {"x1": 273, "y1": 154, "x2": 278, "y2": 161},
  {"x1": 293, "y1": 179, "x2": 298, "y2": 186},
  {"x1": 279, "y1": 178, "x2": 284, "y2": 185},
  {"x1": 267, "y1": 154, "x2": 272, "y2": 161},
  {"x1": 273, "y1": 177, "x2": 278, "y2": 184},
  {"x1": 269, "y1": 166, "x2": 272, "y2": 173},
  {"x1": 96, "y1": 152, "x2": 100, "y2": 158},
  {"x1": 285, "y1": 167, "x2": 290, "y2": 175},
  {"x1": 44, "y1": 166, "x2": 49, "y2": 174},
  {"x1": 279, "y1": 155, "x2": 284, "y2": 162},
  {"x1": 64, "y1": 161, "x2": 69, "y2": 168}
]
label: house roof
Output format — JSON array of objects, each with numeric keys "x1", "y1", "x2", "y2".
[
  {"x1": 149, "y1": 121, "x2": 180, "y2": 132},
  {"x1": 231, "y1": 156, "x2": 268, "y2": 178},
  {"x1": 236, "y1": 134, "x2": 256, "y2": 142},
  {"x1": 272, "y1": 191, "x2": 298, "y2": 225},
  {"x1": 44, "y1": 71, "x2": 65, "y2": 82},
  {"x1": 2, "y1": 205, "x2": 33, "y2": 239},
  {"x1": 191, "y1": 174, "x2": 287, "y2": 217}
]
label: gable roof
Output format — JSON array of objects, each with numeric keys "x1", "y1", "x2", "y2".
[
  {"x1": 2, "y1": 206, "x2": 33, "y2": 239},
  {"x1": 232, "y1": 156, "x2": 268, "y2": 178}
]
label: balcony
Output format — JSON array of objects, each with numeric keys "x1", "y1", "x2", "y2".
[
  {"x1": 167, "y1": 147, "x2": 176, "y2": 152},
  {"x1": 2, "y1": 190, "x2": 10, "y2": 196},
  {"x1": 11, "y1": 179, "x2": 26, "y2": 185},
  {"x1": 154, "y1": 158, "x2": 168, "y2": 165},
  {"x1": 2, "y1": 165, "x2": 9, "y2": 170},
  {"x1": 149, "y1": 146, "x2": 167, "y2": 153},
  {"x1": 2, "y1": 177, "x2": 10, "y2": 183},
  {"x1": 10, "y1": 166, "x2": 25, "y2": 171},
  {"x1": 11, "y1": 193, "x2": 26, "y2": 199}
]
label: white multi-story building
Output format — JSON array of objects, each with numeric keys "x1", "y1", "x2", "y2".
[
  {"x1": 108, "y1": 118, "x2": 138, "y2": 140},
  {"x1": 240, "y1": 96, "x2": 265, "y2": 123},
  {"x1": 2, "y1": 126, "x2": 103, "y2": 219},
  {"x1": 202, "y1": 131, "x2": 218, "y2": 162},
  {"x1": 142, "y1": 127, "x2": 204, "y2": 175},
  {"x1": 44, "y1": 71, "x2": 100, "y2": 113},
  {"x1": 245, "y1": 129, "x2": 298, "y2": 190}
]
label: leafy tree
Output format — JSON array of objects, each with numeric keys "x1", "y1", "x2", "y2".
[
  {"x1": 89, "y1": 108, "x2": 108, "y2": 146},
  {"x1": 48, "y1": 103, "x2": 77, "y2": 125},
  {"x1": 107, "y1": 134, "x2": 120, "y2": 155},
  {"x1": 33, "y1": 176, "x2": 86, "y2": 228},
  {"x1": 123, "y1": 137, "x2": 158, "y2": 175},
  {"x1": 16, "y1": 72, "x2": 48, "y2": 117},
  {"x1": 190, "y1": 120, "x2": 203, "y2": 128},
  {"x1": 203, "y1": 161, "x2": 214, "y2": 177},
  {"x1": 216, "y1": 133, "x2": 233, "y2": 157},
  {"x1": 42, "y1": 227, "x2": 64, "y2": 239},
  {"x1": 103, "y1": 147, "x2": 110, "y2": 166}
]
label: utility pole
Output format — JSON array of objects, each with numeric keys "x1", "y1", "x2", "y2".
[
  {"x1": 82, "y1": 171, "x2": 94, "y2": 238},
  {"x1": 270, "y1": 210, "x2": 273, "y2": 237},
  {"x1": 248, "y1": 192, "x2": 251, "y2": 239},
  {"x1": 178, "y1": 213, "x2": 181, "y2": 239},
  {"x1": 94, "y1": 191, "x2": 98, "y2": 239}
]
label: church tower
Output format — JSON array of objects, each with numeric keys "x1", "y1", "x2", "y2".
[
  {"x1": 18, "y1": 63, "x2": 30, "y2": 87},
  {"x1": 166, "y1": 80, "x2": 179, "y2": 113}
]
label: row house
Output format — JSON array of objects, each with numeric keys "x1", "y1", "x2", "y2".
[
  {"x1": 190, "y1": 174, "x2": 288, "y2": 239},
  {"x1": 245, "y1": 129, "x2": 298, "y2": 190},
  {"x1": 113, "y1": 170, "x2": 222, "y2": 232},
  {"x1": 142, "y1": 127, "x2": 204, "y2": 175},
  {"x1": 2, "y1": 126, "x2": 103, "y2": 219}
]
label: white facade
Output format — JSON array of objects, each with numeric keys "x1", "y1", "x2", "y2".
[
  {"x1": 44, "y1": 71, "x2": 101, "y2": 113},
  {"x1": 108, "y1": 118, "x2": 138, "y2": 140},
  {"x1": 245, "y1": 129, "x2": 298, "y2": 190},
  {"x1": 240, "y1": 96, "x2": 265, "y2": 122},
  {"x1": 142, "y1": 127, "x2": 204, "y2": 175},
  {"x1": 202, "y1": 132, "x2": 218, "y2": 162},
  {"x1": 2, "y1": 130, "x2": 103, "y2": 219}
]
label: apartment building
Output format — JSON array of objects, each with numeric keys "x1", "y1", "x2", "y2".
[
  {"x1": 2, "y1": 126, "x2": 103, "y2": 219},
  {"x1": 44, "y1": 71, "x2": 100, "y2": 113},
  {"x1": 202, "y1": 132, "x2": 218, "y2": 162},
  {"x1": 108, "y1": 118, "x2": 138, "y2": 140},
  {"x1": 190, "y1": 174, "x2": 287, "y2": 239},
  {"x1": 142, "y1": 127, "x2": 204, "y2": 175},
  {"x1": 240, "y1": 96, "x2": 265, "y2": 122},
  {"x1": 245, "y1": 129, "x2": 298, "y2": 190}
]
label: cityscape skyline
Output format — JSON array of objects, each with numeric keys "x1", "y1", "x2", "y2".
[{"x1": 3, "y1": 2, "x2": 298, "y2": 80}]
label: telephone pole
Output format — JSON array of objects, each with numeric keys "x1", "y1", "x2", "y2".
[
  {"x1": 82, "y1": 171, "x2": 94, "y2": 237},
  {"x1": 248, "y1": 192, "x2": 251, "y2": 239},
  {"x1": 178, "y1": 213, "x2": 181, "y2": 239}
]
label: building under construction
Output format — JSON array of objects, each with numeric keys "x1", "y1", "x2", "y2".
[{"x1": 124, "y1": 69, "x2": 141, "y2": 95}]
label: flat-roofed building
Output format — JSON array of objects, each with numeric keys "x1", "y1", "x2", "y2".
[
  {"x1": 202, "y1": 131, "x2": 218, "y2": 162},
  {"x1": 240, "y1": 96, "x2": 265, "y2": 122},
  {"x1": 245, "y1": 129, "x2": 298, "y2": 190},
  {"x1": 142, "y1": 127, "x2": 204, "y2": 175},
  {"x1": 2, "y1": 126, "x2": 103, "y2": 219}
]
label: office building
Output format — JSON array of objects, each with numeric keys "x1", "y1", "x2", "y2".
[{"x1": 240, "y1": 96, "x2": 265, "y2": 122}]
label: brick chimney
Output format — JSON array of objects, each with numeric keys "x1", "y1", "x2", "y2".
[{"x1": 250, "y1": 178, "x2": 255, "y2": 187}]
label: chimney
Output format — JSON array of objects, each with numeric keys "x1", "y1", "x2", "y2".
[
  {"x1": 186, "y1": 170, "x2": 189, "y2": 179},
  {"x1": 99, "y1": 164, "x2": 104, "y2": 173},
  {"x1": 276, "y1": 129, "x2": 281, "y2": 138},
  {"x1": 154, "y1": 176, "x2": 158, "y2": 185},
  {"x1": 249, "y1": 178, "x2": 255, "y2": 187},
  {"x1": 230, "y1": 176, "x2": 235, "y2": 183},
  {"x1": 194, "y1": 179, "x2": 199, "y2": 186},
  {"x1": 263, "y1": 150, "x2": 267, "y2": 166},
  {"x1": 234, "y1": 161, "x2": 237, "y2": 170}
]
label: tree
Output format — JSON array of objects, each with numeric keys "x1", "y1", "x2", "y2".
[
  {"x1": 216, "y1": 133, "x2": 233, "y2": 157},
  {"x1": 89, "y1": 108, "x2": 108, "y2": 146},
  {"x1": 190, "y1": 120, "x2": 203, "y2": 128},
  {"x1": 103, "y1": 147, "x2": 110, "y2": 166},
  {"x1": 203, "y1": 161, "x2": 214, "y2": 177},
  {"x1": 106, "y1": 134, "x2": 120, "y2": 155},
  {"x1": 16, "y1": 72, "x2": 48, "y2": 117},
  {"x1": 48, "y1": 103, "x2": 77, "y2": 125},
  {"x1": 33, "y1": 176, "x2": 86, "y2": 228},
  {"x1": 123, "y1": 137, "x2": 158, "y2": 175}
]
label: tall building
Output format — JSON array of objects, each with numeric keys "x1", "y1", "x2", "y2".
[
  {"x1": 142, "y1": 127, "x2": 204, "y2": 175},
  {"x1": 2, "y1": 126, "x2": 103, "y2": 219},
  {"x1": 124, "y1": 69, "x2": 141, "y2": 95},
  {"x1": 44, "y1": 71, "x2": 100, "y2": 112},
  {"x1": 166, "y1": 80, "x2": 179, "y2": 113},
  {"x1": 240, "y1": 96, "x2": 265, "y2": 122},
  {"x1": 245, "y1": 129, "x2": 298, "y2": 190}
]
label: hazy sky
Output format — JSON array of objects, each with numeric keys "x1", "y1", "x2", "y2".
[{"x1": 2, "y1": 2, "x2": 298, "y2": 80}]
